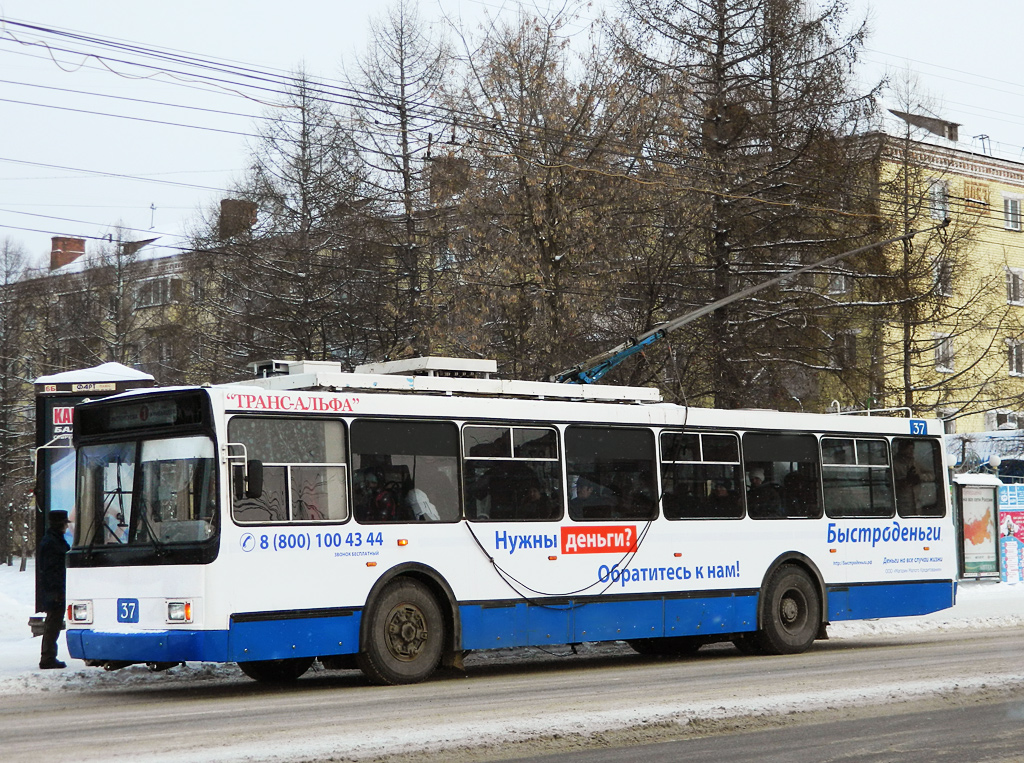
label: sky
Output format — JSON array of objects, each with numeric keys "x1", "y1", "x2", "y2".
[{"x1": 0, "y1": 0, "x2": 1021, "y2": 267}]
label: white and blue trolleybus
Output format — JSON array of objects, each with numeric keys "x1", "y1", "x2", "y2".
[{"x1": 65, "y1": 357, "x2": 955, "y2": 684}]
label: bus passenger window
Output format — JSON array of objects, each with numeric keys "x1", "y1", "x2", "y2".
[
  {"x1": 892, "y1": 438, "x2": 945, "y2": 517},
  {"x1": 234, "y1": 465, "x2": 287, "y2": 522},
  {"x1": 661, "y1": 432, "x2": 743, "y2": 519},
  {"x1": 351, "y1": 419, "x2": 460, "y2": 524},
  {"x1": 821, "y1": 438, "x2": 894, "y2": 518},
  {"x1": 228, "y1": 417, "x2": 347, "y2": 524},
  {"x1": 463, "y1": 425, "x2": 561, "y2": 521},
  {"x1": 742, "y1": 433, "x2": 821, "y2": 519},
  {"x1": 566, "y1": 426, "x2": 657, "y2": 521}
]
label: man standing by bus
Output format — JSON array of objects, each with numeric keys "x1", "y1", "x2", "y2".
[{"x1": 38, "y1": 509, "x2": 70, "y2": 670}]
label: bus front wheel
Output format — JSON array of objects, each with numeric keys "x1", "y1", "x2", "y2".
[
  {"x1": 755, "y1": 564, "x2": 820, "y2": 655},
  {"x1": 358, "y1": 578, "x2": 445, "y2": 685}
]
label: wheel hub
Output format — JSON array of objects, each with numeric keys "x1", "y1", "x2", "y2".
[
  {"x1": 384, "y1": 603, "x2": 429, "y2": 662},
  {"x1": 780, "y1": 594, "x2": 801, "y2": 625}
]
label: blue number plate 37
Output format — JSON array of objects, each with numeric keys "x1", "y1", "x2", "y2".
[{"x1": 117, "y1": 598, "x2": 139, "y2": 623}]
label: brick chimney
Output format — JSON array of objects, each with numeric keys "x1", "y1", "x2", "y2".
[
  {"x1": 218, "y1": 199, "x2": 258, "y2": 240},
  {"x1": 50, "y1": 236, "x2": 86, "y2": 271}
]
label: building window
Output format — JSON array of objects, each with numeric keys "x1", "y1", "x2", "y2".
[
  {"x1": 156, "y1": 337, "x2": 174, "y2": 364},
  {"x1": 994, "y1": 411, "x2": 1020, "y2": 430},
  {"x1": 781, "y1": 254, "x2": 812, "y2": 289},
  {"x1": 934, "y1": 334, "x2": 953, "y2": 373},
  {"x1": 929, "y1": 179, "x2": 949, "y2": 220},
  {"x1": 1008, "y1": 269, "x2": 1024, "y2": 305},
  {"x1": 937, "y1": 409, "x2": 957, "y2": 435},
  {"x1": 827, "y1": 270, "x2": 851, "y2": 294},
  {"x1": 933, "y1": 258, "x2": 953, "y2": 297},
  {"x1": 1005, "y1": 196, "x2": 1022, "y2": 231},
  {"x1": 136, "y1": 277, "x2": 184, "y2": 308},
  {"x1": 834, "y1": 332, "x2": 857, "y2": 369},
  {"x1": 1010, "y1": 341, "x2": 1024, "y2": 377},
  {"x1": 963, "y1": 180, "x2": 990, "y2": 211}
]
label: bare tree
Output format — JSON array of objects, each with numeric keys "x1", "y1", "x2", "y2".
[
  {"x1": 191, "y1": 72, "x2": 384, "y2": 379},
  {"x1": 614, "y1": 0, "x2": 880, "y2": 408},
  {"x1": 435, "y1": 6, "x2": 659, "y2": 379},
  {"x1": 349, "y1": 0, "x2": 453, "y2": 354},
  {"x1": 0, "y1": 238, "x2": 37, "y2": 563}
]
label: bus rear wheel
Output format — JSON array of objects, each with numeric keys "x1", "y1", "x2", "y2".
[
  {"x1": 755, "y1": 564, "x2": 820, "y2": 655},
  {"x1": 237, "y1": 656, "x2": 314, "y2": 683},
  {"x1": 358, "y1": 579, "x2": 445, "y2": 685}
]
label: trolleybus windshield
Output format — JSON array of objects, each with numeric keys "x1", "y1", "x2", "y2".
[{"x1": 75, "y1": 435, "x2": 217, "y2": 551}]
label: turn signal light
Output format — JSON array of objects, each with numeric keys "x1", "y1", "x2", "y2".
[
  {"x1": 397, "y1": 539, "x2": 409, "y2": 546},
  {"x1": 166, "y1": 600, "x2": 193, "y2": 623},
  {"x1": 68, "y1": 601, "x2": 93, "y2": 624}
]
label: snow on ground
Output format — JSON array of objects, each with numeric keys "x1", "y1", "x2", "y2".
[{"x1": 2, "y1": 558, "x2": 1023, "y2": 696}]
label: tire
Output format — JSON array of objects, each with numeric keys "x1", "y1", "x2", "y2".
[
  {"x1": 357, "y1": 578, "x2": 445, "y2": 685},
  {"x1": 755, "y1": 564, "x2": 821, "y2": 655},
  {"x1": 627, "y1": 637, "x2": 703, "y2": 656},
  {"x1": 237, "y1": 656, "x2": 314, "y2": 683}
]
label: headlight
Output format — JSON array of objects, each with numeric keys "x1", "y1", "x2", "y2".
[
  {"x1": 166, "y1": 600, "x2": 193, "y2": 624},
  {"x1": 67, "y1": 601, "x2": 93, "y2": 624}
]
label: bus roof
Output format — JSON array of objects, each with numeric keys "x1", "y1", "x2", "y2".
[{"x1": 237, "y1": 357, "x2": 663, "y2": 404}]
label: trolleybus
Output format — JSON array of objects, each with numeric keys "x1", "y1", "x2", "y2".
[{"x1": 64, "y1": 357, "x2": 955, "y2": 684}]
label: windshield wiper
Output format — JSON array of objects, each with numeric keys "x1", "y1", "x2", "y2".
[{"x1": 133, "y1": 497, "x2": 168, "y2": 557}]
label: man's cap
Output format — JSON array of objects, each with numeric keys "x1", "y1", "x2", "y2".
[{"x1": 48, "y1": 510, "x2": 69, "y2": 525}]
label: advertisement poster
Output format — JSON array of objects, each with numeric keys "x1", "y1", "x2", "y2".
[
  {"x1": 962, "y1": 486, "x2": 998, "y2": 575},
  {"x1": 998, "y1": 485, "x2": 1024, "y2": 583}
]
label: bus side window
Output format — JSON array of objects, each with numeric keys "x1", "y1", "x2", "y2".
[
  {"x1": 351, "y1": 419, "x2": 460, "y2": 524},
  {"x1": 742, "y1": 433, "x2": 821, "y2": 519},
  {"x1": 565, "y1": 426, "x2": 657, "y2": 521},
  {"x1": 821, "y1": 437, "x2": 894, "y2": 518},
  {"x1": 892, "y1": 437, "x2": 945, "y2": 517},
  {"x1": 228, "y1": 417, "x2": 347, "y2": 524},
  {"x1": 463, "y1": 425, "x2": 562, "y2": 521},
  {"x1": 660, "y1": 432, "x2": 743, "y2": 520}
]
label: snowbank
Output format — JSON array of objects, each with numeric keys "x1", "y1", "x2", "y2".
[{"x1": 1, "y1": 559, "x2": 1021, "y2": 694}]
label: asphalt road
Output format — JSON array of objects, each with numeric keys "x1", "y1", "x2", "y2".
[
  {"x1": 497, "y1": 698, "x2": 1024, "y2": 763},
  {"x1": 5, "y1": 629, "x2": 1024, "y2": 763}
]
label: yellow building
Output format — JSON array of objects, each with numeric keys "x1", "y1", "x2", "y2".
[{"x1": 858, "y1": 120, "x2": 1024, "y2": 435}]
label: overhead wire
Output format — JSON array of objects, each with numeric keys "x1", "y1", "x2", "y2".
[
  {"x1": 0, "y1": 12, "x2": 983, "y2": 213},
  {"x1": 3, "y1": 11, "x2": 1024, "y2": 265}
]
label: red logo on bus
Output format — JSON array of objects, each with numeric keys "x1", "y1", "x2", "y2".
[
  {"x1": 53, "y1": 407, "x2": 73, "y2": 426},
  {"x1": 562, "y1": 525, "x2": 637, "y2": 554}
]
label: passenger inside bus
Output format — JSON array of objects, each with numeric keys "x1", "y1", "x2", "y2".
[
  {"x1": 467, "y1": 463, "x2": 557, "y2": 520},
  {"x1": 705, "y1": 482, "x2": 740, "y2": 515},
  {"x1": 353, "y1": 469, "x2": 401, "y2": 522},
  {"x1": 404, "y1": 483, "x2": 440, "y2": 521},
  {"x1": 570, "y1": 476, "x2": 608, "y2": 515},
  {"x1": 746, "y1": 468, "x2": 783, "y2": 517}
]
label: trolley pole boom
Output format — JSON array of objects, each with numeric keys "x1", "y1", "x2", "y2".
[{"x1": 551, "y1": 220, "x2": 950, "y2": 384}]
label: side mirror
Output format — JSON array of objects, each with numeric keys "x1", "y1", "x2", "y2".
[
  {"x1": 232, "y1": 459, "x2": 264, "y2": 501},
  {"x1": 245, "y1": 459, "x2": 263, "y2": 499}
]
